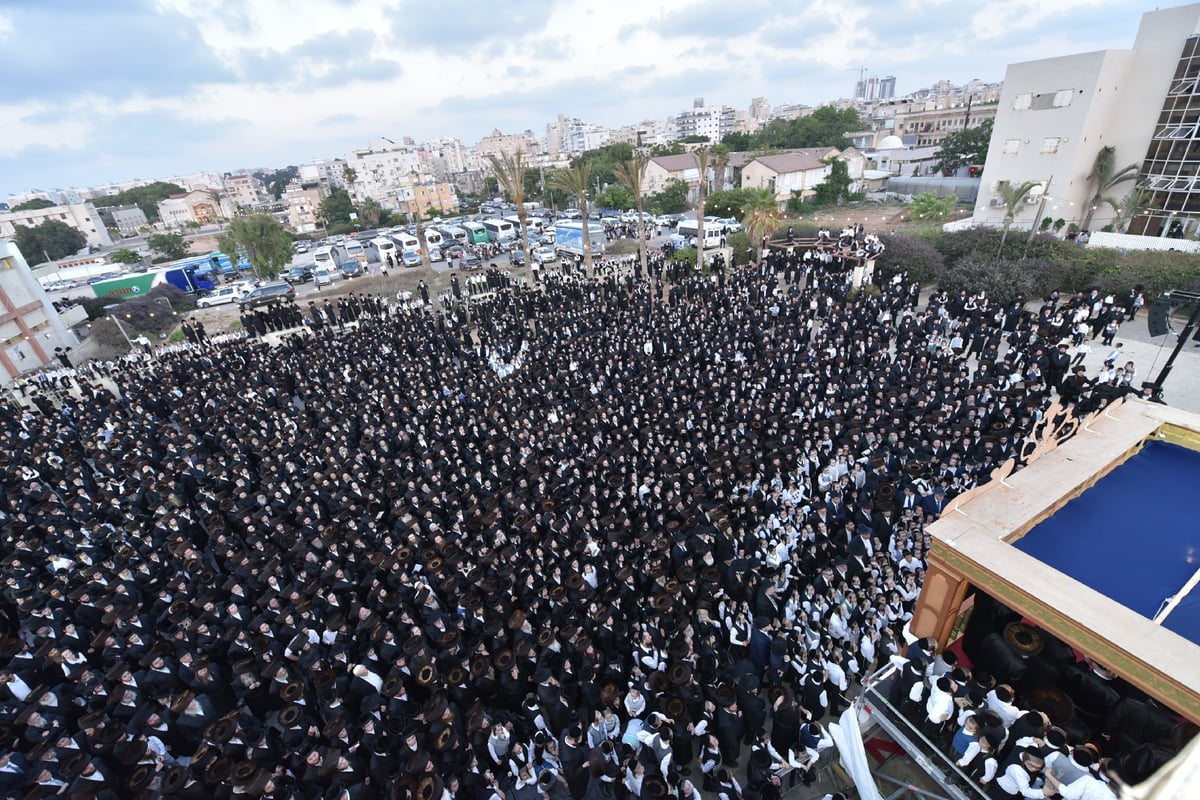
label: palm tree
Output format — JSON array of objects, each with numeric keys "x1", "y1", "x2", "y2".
[
  {"x1": 1082, "y1": 146, "x2": 1138, "y2": 230},
  {"x1": 342, "y1": 166, "x2": 359, "y2": 204},
  {"x1": 995, "y1": 180, "x2": 1041, "y2": 256},
  {"x1": 206, "y1": 188, "x2": 229, "y2": 225},
  {"x1": 741, "y1": 188, "x2": 781, "y2": 263},
  {"x1": 613, "y1": 156, "x2": 649, "y2": 277},
  {"x1": 1105, "y1": 187, "x2": 1150, "y2": 233},
  {"x1": 548, "y1": 162, "x2": 595, "y2": 278},
  {"x1": 487, "y1": 150, "x2": 531, "y2": 270},
  {"x1": 710, "y1": 143, "x2": 731, "y2": 193},
  {"x1": 695, "y1": 148, "x2": 711, "y2": 269}
]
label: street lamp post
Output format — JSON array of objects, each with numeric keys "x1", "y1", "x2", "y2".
[{"x1": 109, "y1": 314, "x2": 135, "y2": 350}]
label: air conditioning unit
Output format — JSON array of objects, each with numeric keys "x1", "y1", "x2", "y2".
[{"x1": 989, "y1": 198, "x2": 1005, "y2": 208}]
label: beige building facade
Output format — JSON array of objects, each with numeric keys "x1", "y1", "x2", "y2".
[
  {"x1": 0, "y1": 241, "x2": 80, "y2": 383},
  {"x1": 0, "y1": 203, "x2": 113, "y2": 251},
  {"x1": 973, "y1": 4, "x2": 1200, "y2": 237}
]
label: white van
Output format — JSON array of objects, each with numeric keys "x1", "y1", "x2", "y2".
[{"x1": 676, "y1": 219, "x2": 726, "y2": 250}]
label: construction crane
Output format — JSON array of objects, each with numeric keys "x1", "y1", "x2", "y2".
[{"x1": 847, "y1": 66, "x2": 868, "y2": 97}]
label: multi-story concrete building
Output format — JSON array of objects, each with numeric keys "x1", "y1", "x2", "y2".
[
  {"x1": 222, "y1": 174, "x2": 264, "y2": 210},
  {"x1": 298, "y1": 159, "x2": 347, "y2": 190},
  {"x1": 284, "y1": 181, "x2": 329, "y2": 234},
  {"x1": 0, "y1": 203, "x2": 113, "y2": 251},
  {"x1": 396, "y1": 181, "x2": 459, "y2": 221},
  {"x1": 674, "y1": 98, "x2": 737, "y2": 142},
  {"x1": 157, "y1": 190, "x2": 221, "y2": 228},
  {"x1": 96, "y1": 205, "x2": 148, "y2": 237},
  {"x1": 476, "y1": 129, "x2": 537, "y2": 161},
  {"x1": 972, "y1": 3, "x2": 1200, "y2": 237},
  {"x1": 856, "y1": 76, "x2": 897, "y2": 102},
  {"x1": 343, "y1": 139, "x2": 422, "y2": 211},
  {"x1": 895, "y1": 101, "x2": 999, "y2": 147},
  {"x1": 0, "y1": 241, "x2": 81, "y2": 383}
]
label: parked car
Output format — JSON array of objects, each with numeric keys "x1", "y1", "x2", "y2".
[
  {"x1": 313, "y1": 269, "x2": 336, "y2": 287},
  {"x1": 446, "y1": 244, "x2": 465, "y2": 260},
  {"x1": 509, "y1": 249, "x2": 526, "y2": 266},
  {"x1": 340, "y1": 261, "x2": 363, "y2": 279},
  {"x1": 401, "y1": 251, "x2": 421, "y2": 267},
  {"x1": 533, "y1": 246, "x2": 556, "y2": 265},
  {"x1": 196, "y1": 285, "x2": 249, "y2": 308},
  {"x1": 237, "y1": 282, "x2": 295, "y2": 309},
  {"x1": 293, "y1": 241, "x2": 310, "y2": 254},
  {"x1": 428, "y1": 246, "x2": 444, "y2": 263},
  {"x1": 462, "y1": 253, "x2": 482, "y2": 269},
  {"x1": 283, "y1": 265, "x2": 314, "y2": 284}
]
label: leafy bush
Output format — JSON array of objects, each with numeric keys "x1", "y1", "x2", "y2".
[
  {"x1": 728, "y1": 232, "x2": 751, "y2": 265},
  {"x1": 876, "y1": 233, "x2": 944, "y2": 284},
  {"x1": 908, "y1": 193, "x2": 955, "y2": 222},
  {"x1": 938, "y1": 255, "x2": 1036, "y2": 303}
]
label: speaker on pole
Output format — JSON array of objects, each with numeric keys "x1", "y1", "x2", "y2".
[{"x1": 1147, "y1": 295, "x2": 1172, "y2": 337}]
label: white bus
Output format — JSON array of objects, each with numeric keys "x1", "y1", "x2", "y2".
[
  {"x1": 340, "y1": 240, "x2": 369, "y2": 268},
  {"x1": 440, "y1": 226, "x2": 468, "y2": 245},
  {"x1": 312, "y1": 245, "x2": 343, "y2": 270},
  {"x1": 676, "y1": 219, "x2": 726, "y2": 250},
  {"x1": 392, "y1": 232, "x2": 421, "y2": 254},
  {"x1": 367, "y1": 237, "x2": 397, "y2": 264},
  {"x1": 422, "y1": 229, "x2": 444, "y2": 249},
  {"x1": 482, "y1": 218, "x2": 516, "y2": 243}
]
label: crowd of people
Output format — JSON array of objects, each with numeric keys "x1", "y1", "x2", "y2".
[{"x1": 0, "y1": 231, "x2": 1140, "y2": 800}]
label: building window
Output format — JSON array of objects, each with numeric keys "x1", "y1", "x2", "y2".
[
  {"x1": 1052, "y1": 90, "x2": 1074, "y2": 108},
  {"x1": 1003, "y1": 139, "x2": 1021, "y2": 155},
  {"x1": 1013, "y1": 93, "x2": 1032, "y2": 110},
  {"x1": 1041, "y1": 137, "x2": 1061, "y2": 154}
]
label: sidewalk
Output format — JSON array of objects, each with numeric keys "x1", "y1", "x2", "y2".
[{"x1": 1094, "y1": 315, "x2": 1200, "y2": 412}]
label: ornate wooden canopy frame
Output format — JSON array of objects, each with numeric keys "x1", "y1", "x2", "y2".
[{"x1": 911, "y1": 397, "x2": 1200, "y2": 724}]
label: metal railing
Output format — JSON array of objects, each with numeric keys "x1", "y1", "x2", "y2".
[{"x1": 854, "y1": 663, "x2": 990, "y2": 800}]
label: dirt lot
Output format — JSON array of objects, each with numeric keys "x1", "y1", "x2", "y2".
[{"x1": 789, "y1": 200, "x2": 972, "y2": 234}]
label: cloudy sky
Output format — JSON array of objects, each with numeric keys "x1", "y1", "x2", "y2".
[{"x1": 1, "y1": 0, "x2": 1153, "y2": 196}]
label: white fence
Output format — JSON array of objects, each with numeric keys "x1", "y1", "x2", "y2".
[{"x1": 1086, "y1": 230, "x2": 1200, "y2": 253}]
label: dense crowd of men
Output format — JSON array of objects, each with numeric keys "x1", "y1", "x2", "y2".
[{"x1": 0, "y1": 233, "x2": 1140, "y2": 799}]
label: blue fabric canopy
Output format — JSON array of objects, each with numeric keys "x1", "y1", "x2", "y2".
[{"x1": 1014, "y1": 441, "x2": 1200, "y2": 646}]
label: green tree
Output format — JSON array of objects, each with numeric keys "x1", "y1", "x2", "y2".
[
  {"x1": 217, "y1": 214, "x2": 293, "y2": 279},
  {"x1": 994, "y1": 180, "x2": 1041, "y2": 255},
  {"x1": 1083, "y1": 146, "x2": 1139, "y2": 230},
  {"x1": 356, "y1": 197, "x2": 383, "y2": 228},
  {"x1": 11, "y1": 198, "x2": 56, "y2": 212},
  {"x1": 483, "y1": 176, "x2": 499, "y2": 197},
  {"x1": 908, "y1": 192, "x2": 956, "y2": 222},
  {"x1": 741, "y1": 188, "x2": 781, "y2": 261},
  {"x1": 613, "y1": 156, "x2": 650, "y2": 277},
  {"x1": 108, "y1": 248, "x2": 142, "y2": 264},
  {"x1": 488, "y1": 149, "x2": 531, "y2": 269},
  {"x1": 748, "y1": 105, "x2": 861, "y2": 150},
  {"x1": 146, "y1": 232, "x2": 192, "y2": 262},
  {"x1": 649, "y1": 142, "x2": 686, "y2": 157},
  {"x1": 91, "y1": 182, "x2": 185, "y2": 222},
  {"x1": 13, "y1": 220, "x2": 87, "y2": 261},
  {"x1": 679, "y1": 135, "x2": 709, "y2": 144},
  {"x1": 548, "y1": 162, "x2": 595, "y2": 277},
  {"x1": 705, "y1": 188, "x2": 754, "y2": 221},
  {"x1": 933, "y1": 119, "x2": 993, "y2": 175},
  {"x1": 206, "y1": 188, "x2": 229, "y2": 222},
  {"x1": 572, "y1": 142, "x2": 634, "y2": 191},
  {"x1": 646, "y1": 179, "x2": 689, "y2": 215},
  {"x1": 720, "y1": 131, "x2": 752, "y2": 151},
  {"x1": 252, "y1": 166, "x2": 299, "y2": 201},
  {"x1": 318, "y1": 189, "x2": 355, "y2": 228},
  {"x1": 595, "y1": 184, "x2": 635, "y2": 211},
  {"x1": 812, "y1": 158, "x2": 853, "y2": 207}
]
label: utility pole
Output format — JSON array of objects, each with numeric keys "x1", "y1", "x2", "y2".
[{"x1": 1023, "y1": 175, "x2": 1053, "y2": 257}]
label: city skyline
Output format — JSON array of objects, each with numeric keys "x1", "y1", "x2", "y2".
[{"x1": 1, "y1": 0, "x2": 1154, "y2": 195}]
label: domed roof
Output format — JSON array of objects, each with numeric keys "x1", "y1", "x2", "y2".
[{"x1": 877, "y1": 135, "x2": 905, "y2": 150}]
